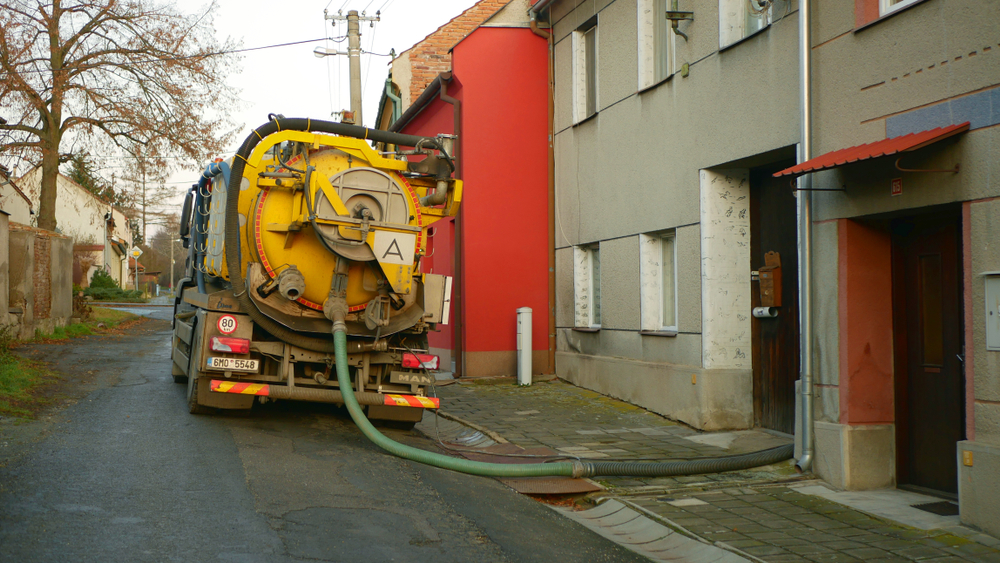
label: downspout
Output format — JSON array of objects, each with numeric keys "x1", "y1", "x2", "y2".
[
  {"x1": 530, "y1": 10, "x2": 557, "y2": 377},
  {"x1": 437, "y1": 73, "x2": 464, "y2": 377},
  {"x1": 796, "y1": 0, "x2": 814, "y2": 473}
]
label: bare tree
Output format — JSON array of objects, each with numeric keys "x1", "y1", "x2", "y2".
[
  {"x1": 0, "y1": 0, "x2": 239, "y2": 231},
  {"x1": 148, "y1": 213, "x2": 182, "y2": 287},
  {"x1": 119, "y1": 146, "x2": 173, "y2": 243}
]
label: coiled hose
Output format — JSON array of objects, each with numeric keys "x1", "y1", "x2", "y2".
[{"x1": 227, "y1": 118, "x2": 794, "y2": 479}]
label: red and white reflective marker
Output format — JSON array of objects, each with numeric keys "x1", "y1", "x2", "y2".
[{"x1": 217, "y1": 315, "x2": 238, "y2": 334}]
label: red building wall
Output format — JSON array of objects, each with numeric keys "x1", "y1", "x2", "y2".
[
  {"x1": 398, "y1": 27, "x2": 549, "y2": 376},
  {"x1": 453, "y1": 27, "x2": 549, "y2": 375}
]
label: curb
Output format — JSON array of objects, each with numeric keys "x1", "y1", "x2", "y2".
[{"x1": 435, "y1": 410, "x2": 509, "y2": 444}]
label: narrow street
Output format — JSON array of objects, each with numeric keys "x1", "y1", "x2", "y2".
[{"x1": 0, "y1": 310, "x2": 645, "y2": 563}]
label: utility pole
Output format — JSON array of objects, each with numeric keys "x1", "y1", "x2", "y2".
[{"x1": 317, "y1": 9, "x2": 380, "y2": 126}]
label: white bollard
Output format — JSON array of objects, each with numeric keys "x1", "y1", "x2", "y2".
[{"x1": 517, "y1": 307, "x2": 532, "y2": 386}]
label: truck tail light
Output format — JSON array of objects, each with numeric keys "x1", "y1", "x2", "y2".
[
  {"x1": 211, "y1": 337, "x2": 250, "y2": 354},
  {"x1": 402, "y1": 353, "x2": 439, "y2": 371}
]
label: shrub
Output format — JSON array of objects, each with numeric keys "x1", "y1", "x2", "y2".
[{"x1": 89, "y1": 269, "x2": 119, "y2": 289}]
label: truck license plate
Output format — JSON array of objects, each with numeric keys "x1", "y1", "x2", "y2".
[{"x1": 207, "y1": 357, "x2": 259, "y2": 372}]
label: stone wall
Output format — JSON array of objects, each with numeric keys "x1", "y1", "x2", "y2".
[{"x1": 7, "y1": 223, "x2": 72, "y2": 337}]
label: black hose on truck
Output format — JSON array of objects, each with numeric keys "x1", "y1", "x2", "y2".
[{"x1": 222, "y1": 118, "x2": 794, "y2": 479}]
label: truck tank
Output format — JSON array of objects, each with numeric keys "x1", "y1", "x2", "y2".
[{"x1": 171, "y1": 118, "x2": 460, "y2": 426}]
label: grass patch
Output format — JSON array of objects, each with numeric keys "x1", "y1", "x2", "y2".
[
  {"x1": 66, "y1": 323, "x2": 93, "y2": 337},
  {"x1": 88, "y1": 307, "x2": 140, "y2": 329},
  {"x1": 0, "y1": 353, "x2": 57, "y2": 417},
  {"x1": 0, "y1": 325, "x2": 58, "y2": 418},
  {"x1": 27, "y1": 307, "x2": 132, "y2": 342}
]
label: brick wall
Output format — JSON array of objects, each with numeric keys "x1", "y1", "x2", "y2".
[
  {"x1": 33, "y1": 233, "x2": 51, "y2": 319},
  {"x1": 11, "y1": 222, "x2": 69, "y2": 323},
  {"x1": 402, "y1": 0, "x2": 508, "y2": 103}
]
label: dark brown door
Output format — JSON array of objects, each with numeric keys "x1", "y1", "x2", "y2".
[
  {"x1": 892, "y1": 211, "x2": 965, "y2": 495},
  {"x1": 750, "y1": 163, "x2": 799, "y2": 433}
]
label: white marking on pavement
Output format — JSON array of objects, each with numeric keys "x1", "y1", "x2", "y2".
[
  {"x1": 665, "y1": 498, "x2": 709, "y2": 507},
  {"x1": 554, "y1": 500, "x2": 749, "y2": 562},
  {"x1": 682, "y1": 432, "x2": 739, "y2": 449}
]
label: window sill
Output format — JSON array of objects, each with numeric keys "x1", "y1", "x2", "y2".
[
  {"x1": 572, "y1": 112, "x2": 598, "y2": 127},
  {"x1": 854, "y1": 0, "x2": 931, "y2": 32},
  {"x1": 638, "y1": 73, "x2": 674, "y2": 95},
  {"x1": 640, "y1": 329, "x2": 678, "y2": 337},
  {"x1": 572, "y1": 327, "x2": 601, "y2": 333},
  {"x1": 718, "y1": 23, "x2": 771, "y2": 53}
]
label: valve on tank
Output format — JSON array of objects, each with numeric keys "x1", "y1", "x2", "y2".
[{"x1": 277, "y1": 265, "x2": 306, "y2": 301}]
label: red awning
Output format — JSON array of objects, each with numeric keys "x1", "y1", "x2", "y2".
[{"x1": 773, "y1": 122, "x2": 970, "y2": 178}]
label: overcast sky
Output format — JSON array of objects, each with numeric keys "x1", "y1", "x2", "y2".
[{"x1": 151, "y1": 0, "x2": 479, "y2": 228}]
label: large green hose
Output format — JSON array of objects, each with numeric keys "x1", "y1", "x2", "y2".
[
  {"x1": 333, "y1": 329, "x2": 583, "y2": 478},
  {"x1": 333, "y1": 329, "x2": 794, "y2": 478}
]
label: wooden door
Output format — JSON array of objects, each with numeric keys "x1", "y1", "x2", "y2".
[
  {"x1": 750, "y1": 163, "x2": 799, "y2": 433},
  {"x1": 892, "y1": 212, "x2": 965, "y2": 495}
]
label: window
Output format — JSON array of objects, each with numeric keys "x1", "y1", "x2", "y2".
[
  {"x1": 640, "y1": 232, "x2": 677, "y2": 332},
  {"x1": 572, "y1": 18, "x2": 598, "y2": 122},
  {"x1": 638, "y1": 0, "x2": 675, "y2": 89},
  {"x1": 718, "y1": 0, "x2": 791, "y2": 48},
  {"x1": 880, "y1": 0, "x2": 920, "y2": 16},
  {"x1": 574, "y1": 244, "x2": 601, "y2": 328}
]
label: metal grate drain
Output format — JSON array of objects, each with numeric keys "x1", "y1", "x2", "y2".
[{"x1": 911, "y1": 501, "x2": 959, "y2": 516}]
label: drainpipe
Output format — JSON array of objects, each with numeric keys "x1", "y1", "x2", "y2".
[
  {"x1": 796, "y1": 0, "x2": 814, "y2": 473},
  {"x1": 437, "y1": 72, "x2": 464, "y2": 377},
  {"x1": 530, "y1": 10, "x2": 557, "y2": 377},
  {"x1": 438, "y1": 72, "x2": 461, "y2": 178}
]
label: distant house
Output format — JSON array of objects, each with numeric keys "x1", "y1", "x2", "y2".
[
  {"x1": 7, "y1": 167, "x2": 134, "y2": 288},
  {"x1": 0, "y1": 165, "x2": 33, "y2": 222}
]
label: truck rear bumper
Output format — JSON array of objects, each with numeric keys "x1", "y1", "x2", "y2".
[{"x1": 209, "y1": 379, "x2": 439, "y2": 408}]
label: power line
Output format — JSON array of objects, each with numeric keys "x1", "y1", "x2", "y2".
[
  {"x1": 6, "y1": 37, "x2": 332, "y2": 75},
  {"x1": 362, "y1": 21, "x2": 378, "y2": 101}
]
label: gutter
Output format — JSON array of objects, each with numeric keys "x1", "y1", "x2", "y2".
[
  {"x1": 796, "y1": 0, "x2": 814, "y2": 473},
  {"x1": 389, "y1": 74, "x2": 445, "y2": 133},
  {"x1": 530, "y1": 10, "x2": 557, "y2": 377},
  {"x1": 530, "y1": 0, "x2": 556, "y2": 14}
]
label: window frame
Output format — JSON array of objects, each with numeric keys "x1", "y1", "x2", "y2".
[
  {"x1": 640, "y1": 231, "x2": 678, "y2": 335},
  {"x1": 718, "y1": 0, "x2": 790, "y2": 50},
  {"x1": 573, "y1": 243, "x2": 602, "y2": 329},
  {"x1": 572, "y1": 17, "x2": 599, "y2": 123},
  {"x1": 879, "y1": 0, "x2": 921, "y2": 16},
  {"x1": 638, "y1": 0, "x2": 676, "y2": 91}
]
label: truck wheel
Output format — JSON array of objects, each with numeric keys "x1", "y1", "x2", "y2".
[{"x1": 187, "y1": 373, "x2": 213, "y2": 415}]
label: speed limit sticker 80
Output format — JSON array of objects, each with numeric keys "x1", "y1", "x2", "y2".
[{"x1": 217, "y1": 315, "x2": 238, "y2": 334}]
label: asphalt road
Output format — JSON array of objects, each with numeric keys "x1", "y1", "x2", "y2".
[{"x1": 0, "y1": 309, "x2": 644, "y2": 562}]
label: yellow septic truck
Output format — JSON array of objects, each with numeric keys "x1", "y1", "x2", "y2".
[{"x1": 170, "y1": 117, "x2": 459, "y2": 427}]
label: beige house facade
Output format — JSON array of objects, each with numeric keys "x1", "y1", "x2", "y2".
[
  {"x1": 535, "y1": 0, "x2": 1000, "y2": 535},
  {"x1": 8, "y1": 167, "x2": 134, "y2": 288}
]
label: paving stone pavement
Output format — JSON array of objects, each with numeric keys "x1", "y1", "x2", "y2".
[
  {"x1": 427, "y1": 378, "x2": 1000, "y2": 562},
  {"x1": 431, "y1": 378, "x2": 799, "y2": 490}
]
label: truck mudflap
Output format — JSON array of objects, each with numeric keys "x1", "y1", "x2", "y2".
[{"x1": 208, "y1": 380, "x2": 440, "y2": 409}]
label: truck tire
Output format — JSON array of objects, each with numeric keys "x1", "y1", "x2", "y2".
[{"x1": 187, "y1": 373, "x2": 213, "y2": 415}]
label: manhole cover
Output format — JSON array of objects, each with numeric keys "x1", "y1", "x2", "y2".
[{"x1": 912, "y1": 501, "x2": 959, "y2": 516}]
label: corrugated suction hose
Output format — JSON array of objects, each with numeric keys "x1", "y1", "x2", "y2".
[{"x1": 226, "y1": 118, "x2": 793, "y2": 479}]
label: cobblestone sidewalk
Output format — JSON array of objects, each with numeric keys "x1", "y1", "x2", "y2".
[
  {"x1": 627, "y1": 485, "x2": 1000, "y2": 563},
  {"x1": 427, "y1": 377, "x2": 1000, "y2": 562}
]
